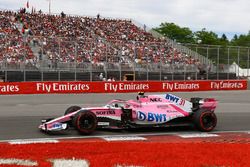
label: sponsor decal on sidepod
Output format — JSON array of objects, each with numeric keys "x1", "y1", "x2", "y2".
[{"x1": 137, "y1": 111, "x2": 168, "y2": 123}]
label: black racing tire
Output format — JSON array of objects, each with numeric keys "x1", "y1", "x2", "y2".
[
  {"x1": 64, "y1": 106, "x2": 81, "y2": 115},
  {"x1": 193, "y1": 110, "x2": 217, "y2": 132},
  {"x1": 72, "y1": 111, "x2": 97, "y2": 135}
]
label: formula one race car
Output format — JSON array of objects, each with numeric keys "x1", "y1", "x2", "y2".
[{"x1": 39, "y1": 93, "x2": 218, "y2": 135}]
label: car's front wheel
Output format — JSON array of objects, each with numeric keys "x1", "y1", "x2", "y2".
[
  {"x1": 193, "y1": 110, "x2": 217, "y2": 132},
  {"x1": 73, "y1": 111, "x2": 97, "y2": 135}
]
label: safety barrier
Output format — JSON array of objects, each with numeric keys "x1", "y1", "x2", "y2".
[{"x1": 0, "y1": 80, "x2": 247, "y2": 95}]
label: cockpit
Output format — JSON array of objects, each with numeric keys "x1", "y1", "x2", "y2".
[{"x1": 105, "y1": 100, "x2": 128, "y2": 108}]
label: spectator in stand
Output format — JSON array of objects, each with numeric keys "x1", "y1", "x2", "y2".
[
  {"x1": 107, "y1": 77, "x2": 112, "y2": 81},
  {"x1": 99, "y1": 72, "x2": 104, "y2": 80},
  {"x1": 123, "y1": 75, "x2": 127, "y2": 81},
  {"x1": 61, "y1": 11, "x2": 66, "y2": 18}
]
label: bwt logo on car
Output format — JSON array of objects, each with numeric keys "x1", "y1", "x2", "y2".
[
  {"x1": 165, "y1": 94, "x2": 179, "y2": 103},
  {"x1": 137, "y1": 111, "x2": 167, "y2": 123}
]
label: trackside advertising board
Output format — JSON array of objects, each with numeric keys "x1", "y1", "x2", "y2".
[{"x1": 0, "y1": 80, "x2": 247, "y2": 95}]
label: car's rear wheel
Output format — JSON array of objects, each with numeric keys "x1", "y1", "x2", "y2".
[
  {"x1": 73, "y1": 111, "x2": 97, "y2": 135},
  {"x1": 64, "y1": 106, "x2": 81, "y2": 115},
  {"x1": 193, "y1": 110, "x2": 217, "y2": 132}
]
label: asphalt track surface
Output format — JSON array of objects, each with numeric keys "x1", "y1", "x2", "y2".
[{"x1": 0, "y1": 91, "x2": 250, "y2": 141}]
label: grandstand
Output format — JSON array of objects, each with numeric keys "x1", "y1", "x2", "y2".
[{"x1": 0, "y1": 9, "x2": 236, "y2": 81}]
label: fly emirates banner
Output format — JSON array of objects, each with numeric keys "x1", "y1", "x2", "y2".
[{"x1": 0, "y1": 80, "x2": 247, "y2": 95}]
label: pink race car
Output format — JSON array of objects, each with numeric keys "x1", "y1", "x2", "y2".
[{"x1": 39, "y1": 93, "x2": 218, "y2": 135}]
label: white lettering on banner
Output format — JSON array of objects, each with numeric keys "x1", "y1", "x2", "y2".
[
  {"x1": 105, "y1": 83, "x2": 149, "y2": 92},
  {"x1": 36, "y1": 83, "x2": 90, "y2": 92},
  {"x1": 105, "y1": 83, "x2": 118, "y2": 92},
  {"x1": 0, "y1": 85, "x2": 19, "y2": 93},
  {"x1": 162, "y1": 83, "x2": 199, "y2": 91},
  {"x1": 53, "y1": 83, "x2": 90, "y2": 91},
  {"x1": 162, "y1": 83, "x2": 174, "y2": 91},
  {"x1": 36, "y1": 83, "x2": 51, "y2": 92},
  {"x1": 211, "y1": 81, "x2": 243, "y2": 89}
]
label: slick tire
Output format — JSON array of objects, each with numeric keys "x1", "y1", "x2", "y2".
[
  {"x1": 64, "y1": 106, "x2": 81, "y2": 115},
  {"x1": 73, "y1": 111, "x2": 97, "y2": 135},
  {"x1": 193, "y1": 110, "x2": 217, "y2": 132}
]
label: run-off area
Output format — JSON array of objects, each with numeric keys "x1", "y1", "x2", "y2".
[{"x1": 1, "y1": 139, "x2": 250, "y2": 167}]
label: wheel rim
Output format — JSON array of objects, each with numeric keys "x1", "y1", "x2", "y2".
[
  {"x1": 78, "y1": 114, "x2": 95, "y2": 130},
  {"x1": 201, "y1": 113, "x2": 216, "y2": 130}
]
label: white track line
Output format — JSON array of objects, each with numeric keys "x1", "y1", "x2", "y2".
[
  {"x1": 0, "y1": 159, "x2": 37, "y2": 166},
  {"x1": 50, "y1": 159, "x2": 89, "y2": 167},
  {"x1": 0, "y1": 130, "x2": 250, "y2": 143},
  {"x1": 8, "y1": 139, "x2": 59, "y2": 145},
  {"x1": 102, "y1": 136, "x2": 147, "y2": 141},
  {"x1": 178, "y1": 133, "x2": 219, "y2": 138}
]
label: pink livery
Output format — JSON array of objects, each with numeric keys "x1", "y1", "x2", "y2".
[{"x1": 39, "y1": 92, "x2": 218, "y2": 134}]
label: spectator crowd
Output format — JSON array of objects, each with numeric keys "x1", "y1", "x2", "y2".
[{"x1": 0, "y1": 9, "x2": 200, "y2": 72}]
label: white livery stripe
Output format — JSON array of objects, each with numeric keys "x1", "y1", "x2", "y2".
[
  {"x1": 0, "y1": 159, "x2": 38, "y2": 166},
  {"x1": 8, "y1": 139, "x2": 59, "y2": 145},
  {"x1": 102, "y1": 136, "x2": 147, "y2": 141},
  {"x1": 178, "y1": 133, "x2": 219, "y2": 138}
]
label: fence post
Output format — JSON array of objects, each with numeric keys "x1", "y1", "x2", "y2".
[
  {"x1": 105, "y1": 43, "x2": 108, "y2": 80},
  {"x1": 119, "y1": 49, "x2": 122, "y2": 81},
  {"x1": 4, "y1": 71, "x2": 7, "y2": 82},
  {"x1": 248, "y1": 47, "x2": 249, "y2": 77},
  {"x1": 237, "y1": 47, "x2": 240, "y2": 79},
  {"x1": 206, "y1": 47, "x2": 209, "y2": 80},
  {"x1": 217, "y1": 47, "x2": 220, "y2": 80},
  {"x1": 146, "y1": 46, "x2": 149, "y2": 81},
  {"x1": 41, "y1": 68, "x2": 43, "y2": 82},
  {"x1": 227, "y1": 47, "x2": 230, "y2": 80},
  {"x1": 90, "y1": 41, "x2": 93, "y2": 81},
  {"x1": 58, "y1": 70, "x2": 60, "y2": 81},
  {"x1": 41, "y1": 40, "x2": 44, "y2": 81},
  {"x1": 74, "y1": 42, "x2": 77, "y2": 81},
  {"x1": 195, "y1": 46, "x2": 198, "y2": 80},
  {"x1": 171, "y1": 43, "x2": 174, "y2": 81},
  {"x1": 160, "y1": 47, "x2": 162, "y2": 81},
  {"x1": 24, "y1": 47, "x2": 26, "y2": 82}
]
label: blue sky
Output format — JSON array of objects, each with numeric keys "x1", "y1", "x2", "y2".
[{"x1": 1, "y1": 0, "x2": 250, "y2": 40}]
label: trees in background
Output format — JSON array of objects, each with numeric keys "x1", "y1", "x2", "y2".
[
  {"x1": 154, "y1": 22, "x2": 250, "y2": 67},
  {"x1": 155, "y1": 22, "x2": 194, "y2": 43},
  {"x1": 154, "y1": 22, "x2": 249, "y2": 46}
]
